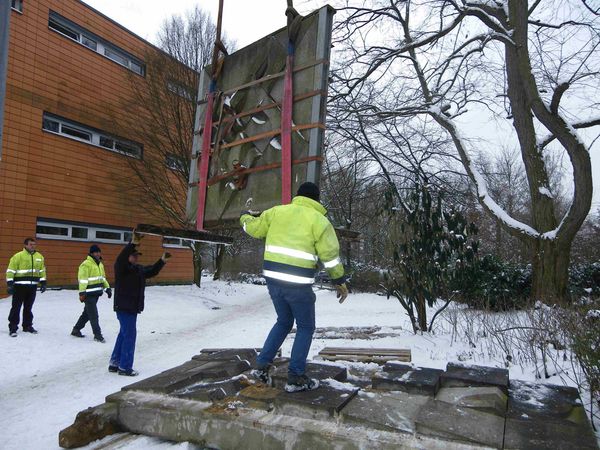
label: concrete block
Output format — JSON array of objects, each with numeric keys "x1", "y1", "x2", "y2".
[
  {"x1": 435, "y1": 386, "x2": 508, "y2": 416},
  {"x1": 274, "y1": 383, "x2": 358, "y2": 420},
  {"x1": 415, "y1": 398, "x2": 505, "y2": 448},
  {"x1": 122, "y1": 359, "x2": 251, "y2": 394},
  {"x1": 193, "y1": 348, "x2": 258, "y2": 365},
  {"x1": 508, "y1": 380, "x2": 589, "y2": 425},
  {"x1": 271, "y1": 361, "x2": 347, "y2": 389},
  {"x1": 504, "y1": 416, "x2": 598, "y2": 450},
  {"x1": 176, "y1": 377, "x2": 247, "y2": 402},
  {"x1": 441, "y1": 362, "x2": 509, "y2": 394},
  {"x1": 58, "y1": 402, "x2": 122, "y2": 449},
  {"x1": 372, "y1": 366, "x2": 443, "y2": 395},
  {"x1": 340, "y1": 390, "x2": 429, "y2": 434}
]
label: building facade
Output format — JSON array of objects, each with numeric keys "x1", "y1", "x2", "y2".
[{"x1": 0, "y1": 0, "x2": 195, "y2": 294}]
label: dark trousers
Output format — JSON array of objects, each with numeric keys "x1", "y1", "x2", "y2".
[
  {"x1": 110, "y1": 311, "x2": 137, "y2": 371},
  {"x1": 73, "y1": 295, "x2": 102, "y2": 338},
  {"x1": 8, "y1": 286, "x2": 37, "y2": 332},
  {"x1": 256, "y1": 281, "x2": 316, "y2": 376}
]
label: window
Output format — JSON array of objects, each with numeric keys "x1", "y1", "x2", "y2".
[
  {"x1": 36, "y1": 219, "x2": 132, "y2": 244},
  {"x1": 11, "y1": 0, "x2": 23, "y2": 13},
  {"x1": 163, "y1": 237, "x2": 192, "y2": 249},
  {"x1": 167, "y1": 80, "x2": 195, "y2": 101},
  {"x1": 42, "y1": 112, "x2": 143, "y2": 159},
  {"x1": 166, "y1": 154, "x2": 187, "y2": 172},
  {"x1": 48, "y1": 11, "x2": 145, "y2": 76}
]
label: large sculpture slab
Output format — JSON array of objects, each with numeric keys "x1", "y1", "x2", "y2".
[{"x1": 187, "y1": 6, "x2": 334, "y2": 227}]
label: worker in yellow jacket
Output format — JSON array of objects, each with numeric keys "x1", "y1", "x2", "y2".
[
  {"x1": 6, "y1": 237, "x2": 46, "y2": 337},
  {"x1": 71, "y1": 245, "x2": 111, "y2": 343},
  {"x1": 240, "y1": 182, "x2": 349, "y2": 393}
]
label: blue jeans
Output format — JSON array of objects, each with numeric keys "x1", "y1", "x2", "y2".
[
  {"x1": 257, "y1": 281, "x2": 316, "y2": 376},
  {"x1": 110, "y1": 311, "x2": 137, "y2": 371}
]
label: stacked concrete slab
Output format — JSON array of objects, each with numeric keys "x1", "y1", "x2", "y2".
[{"x1": 59, "y1": 349, "x2": 599, "y2": 449}]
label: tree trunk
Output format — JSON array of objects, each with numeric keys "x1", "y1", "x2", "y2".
[
  {"x1": 416, "y1": 294, "x2": 427, "y2": 333},
  {"x1": 213, "y1": 244, "x2": 225, "y2": 280},
  {"x1": 192, "y1": 242, "x2": 202, "y2": 287},
  {"x1": 530, "y1": 239, "x2": 570, "y2": 304}
]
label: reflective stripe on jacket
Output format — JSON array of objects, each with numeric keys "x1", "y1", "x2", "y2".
[
  {"x1": 78, "y1": 255, "x2": 110, "y2": 295},
  {"x1": 6, "y1": 249, "x2": 46, "y2": 286},
  {"x1": 240, "y1": 196, "x2": 345, "y2": 285}
]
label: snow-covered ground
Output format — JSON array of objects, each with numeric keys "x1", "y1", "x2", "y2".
[{"x1": 0, "y1": 279, "x2": 596, "y2": 449}]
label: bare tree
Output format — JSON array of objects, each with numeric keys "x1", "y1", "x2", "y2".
[
  {"x1": 111, "y1": 7, "x2": 230, "y2": 286},
  {"x1": 332, "y1": 0, "x2": 600, "y2": 303}
]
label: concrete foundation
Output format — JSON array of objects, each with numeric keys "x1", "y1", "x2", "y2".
[{"x1": 60, "y1": 349, "x2": 599, "y2": 450}]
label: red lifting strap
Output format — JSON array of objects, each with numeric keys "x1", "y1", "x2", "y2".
[
  {"x1": 196, "y1": 84, "x2": 216, "y2": 231},
  {"x1": 281, "y1": 46, "x2": 294, "y2": 205}
]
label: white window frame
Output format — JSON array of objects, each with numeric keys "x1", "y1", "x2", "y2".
[
  {"x1": 162, "y1": 236, "x2": 192, "y2": 249},
  {"x1": 11, "y1": 0, "x2": 23, "y2": 13},
  {"x1": 48, "y1": 12, "x2": 145, "y2": 76},
  {"x1": 167, "y1": 80, "x2": 195, "y2": 101},
  {"x1": 36, "y1": 219, "x2": 133, "y2": 244},
  {"x1": 42, "y1": 112, "x2": 143, "y2": 159}
]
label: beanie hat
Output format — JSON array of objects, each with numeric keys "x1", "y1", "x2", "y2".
[
  {"x1": 297, "y1": 182, "x2": 320, "y2": 202},
  {"x1": 89, "y1": 244, "x2": 101, "y2": 254}
]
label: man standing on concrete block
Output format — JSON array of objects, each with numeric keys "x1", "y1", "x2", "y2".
[
  {"x1": 240, "y1": 182, "x2": 349, "y2": 392},
  {"x1": 71, "y1": 244, "x2": 111, "y2": 343},
  {"x1": 6, "y1": 237, "x2": 46, "y2": 337},
  {"x1": 109, "y1": 232, "x2": 170, "y2": 376}
]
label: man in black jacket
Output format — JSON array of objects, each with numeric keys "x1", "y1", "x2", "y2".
[{"x1": 108, "y1": 232, "x2": 170, "y2": 376}]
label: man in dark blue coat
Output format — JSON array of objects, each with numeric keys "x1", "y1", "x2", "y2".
[{"x1": 109, "y1": 232, "x2": 170, "y2": 376}]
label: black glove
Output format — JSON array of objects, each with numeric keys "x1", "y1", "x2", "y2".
[
  {"x1": 79, "y1": 293, "x2": 86, "y2": 302},
  {"x1": 105, "y1": 288, "x2": 112, "y2": 298},
  {"x1": 161, "y1": 252, "x2": 172, "y2": 262},
  {"x1": 7, "y1": 285, "x2": 14, "y2": 296},
  {"x1": 40, "y1": 282, "x2": 47, "y2": 293}
]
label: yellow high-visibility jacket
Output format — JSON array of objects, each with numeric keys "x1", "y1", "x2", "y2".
[
  {"x1": 240, "y1": 195, "x2": 345, "y2": 285},
  {"x1": 6, "y1": 249, "x2": 46, "y2": 287},
  {"x1": 78, "y1": 256, "x2": 110, "y2": 296}
]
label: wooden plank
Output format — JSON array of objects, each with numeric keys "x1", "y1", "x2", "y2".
[
  {"x1": 135, "y1": 224, "x2": 233, "y2": 245},
  {"x1": 320, "y1": 347, "x2": 411, "y2": 355},
  {"x1": 320, "y1": 354, "x2": 411, "y2": 363},
  {"x1": 318, "y1": 347, "x2": 412, "y2": 363}
]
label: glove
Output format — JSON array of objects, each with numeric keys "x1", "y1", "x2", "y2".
[
  {"x1": 40, "y1": 282, "x2": 47, "y2": 293},
  {"x1": 131, "y1": 231, "x2": 144, "y2": 245},
  {"x1": 7, "y1": 285, "x2": 14, "y2": 296},
  {"x1": 336, "y1": 283, "x2": 349, "y2": 304},
  {"x1": 161, "y1": 252, "x2": 172, "y2": 262},
  {"x1": 105, "y1": 288, "x2": 112, "y2": 298},
  {"x1": 79, "y1": 293, "x2": 86, "y2": 303}
]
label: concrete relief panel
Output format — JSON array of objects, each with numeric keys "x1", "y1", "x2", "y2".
[{"x1": 187, "y1": 6, "x2": 334, "y2": 227}]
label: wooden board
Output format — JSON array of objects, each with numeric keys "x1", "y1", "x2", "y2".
[
  {"x1": 318, "y1": 347, "x2": 411, "y2": 363},
  {"x1": 135, "y1": 223, "x2": 233, "y2": 245}
]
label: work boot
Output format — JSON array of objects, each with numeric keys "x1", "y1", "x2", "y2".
[
  {"x1": 284, "y1": 374, "x2": 320, "y2": 393},
  {"x1": 108, "y1": 365, "x2": 118, "y2": 373},
  {"x1": 118, "y1": 369, "x2": 139, "y2": 377},
  {"x1": 71, "y1": 328, "x2": 84, "y2": 338},
  {"x1": 250, "y1": 364, "x2": 272, "y2": 385},
  {"x1": 94, "y1": 335, "x2": 106, "y2": 343},
  {"x1": 23, "y1": 327, "x2": 38, "y2": 334},
  {"x1": 9, "y1": 331, "x2": 17, "y2": 337}
]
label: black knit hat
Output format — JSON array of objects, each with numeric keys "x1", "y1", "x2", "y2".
[
  {"x1": 297, "y1": 182, "x2": 320, "y2": 202},
  {"x1": 89, "y1": 244, "x2": 101, "y2": 254}
]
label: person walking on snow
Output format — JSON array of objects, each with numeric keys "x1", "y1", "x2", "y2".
[
  {"x1": 71, "y1": 245, "x2": 111, "y2": 343},
  {"x1": 109, "y1": 232, "x2": 170, "y2": 376},
  {"x1": 6, "y1": 237, "x2": 46, "y2": 337},
  {"x1": 240, "y1": 182, "x2": 349, "y2": 392}
]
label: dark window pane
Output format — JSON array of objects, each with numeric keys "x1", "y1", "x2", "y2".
[
  {"x1": 104, "y1": 48, "x2": 128, "y2": 66},
  {"x1": 82, "y1": 36, "x2": 97, "y2": 51},
  {"x1": 61, "y1": 125, "x2": 91, "y2": 141},
  {"x1": 99, "y1": 136, "x2": 115, "y2": 149},
  {"x1": 123, "y1": 232, "x2": 132, "y2": 242},
  {"x1": 95, "y1": 230, "x2": 122, "y2": 240},
  {"x1": 115, "y1": 140, "x2": 141, "y2": 157},
  {"x1": 37, "y1": 225, "x2": 68, "y2": 236},
  {"x1": 72, "y1": 227, "x2": 88, "y2": 239},
  {"x1": 49, "y1": 19, "x2": 79, "y2": 41},
  {"x1": 130, "y1": 61, "x2": 144, "y2": 75},
  {"x1": 42, "y1": 118, "x2": 60, "y2": 133},
  {"x1": 11, "y1": 0, "x2": 23, "y2": 12},
  {"x1": 163, "y1": 237, "x2": 181, "y2": 246}
]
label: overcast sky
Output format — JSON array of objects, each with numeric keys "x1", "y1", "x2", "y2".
[{"x1": 82, "y1": 0, "x2": 321, "y2": 48}]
